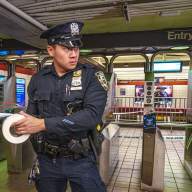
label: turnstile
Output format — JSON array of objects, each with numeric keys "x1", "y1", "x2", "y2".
[
  {"x1": 2, "y1": 76, "x2": 35, "y2": 172},
  {"x1": 0, "y1": 61, "x2": 35, "y2": 172},
  {"x1": 99, "y1": 123, "x2": 120, "y2": 184},
  {"x1": 141, "y1": 127, "x2": 165, "y2": 191},
  {"x1": 5, "y1": 140, "x2": 35, "y2": 173}
]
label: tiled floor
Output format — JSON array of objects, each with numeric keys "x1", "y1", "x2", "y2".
[
  {"x1": 107, "y1": 128, "x2": 192, "y2": 192},
  {"x1": 0, "y1": 127, "x2": 191, "y2": 192}
]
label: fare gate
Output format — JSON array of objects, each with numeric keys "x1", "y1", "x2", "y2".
[{"x1": 0, "y1": 59, "x2": 41, "y2": 172}]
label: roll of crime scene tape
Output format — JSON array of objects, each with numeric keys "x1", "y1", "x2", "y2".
[{"x1": 2, "y1": 114, "x2": 30, "y2": 144}]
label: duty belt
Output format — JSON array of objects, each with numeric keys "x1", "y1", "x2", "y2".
[
  {"x1": 44, "y1": 142, "x2": 72, "y2": 157},
  {"x1": 40, "y1": 138, "x2": 91, "y2": 159}
]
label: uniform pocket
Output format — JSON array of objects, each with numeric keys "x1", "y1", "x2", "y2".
[
  {"x1": 62, "y1": 90, "x2": 83, "y2": 102},
  {"x1": 35, "y1": 91, "x2": 51, "y2": 114}
]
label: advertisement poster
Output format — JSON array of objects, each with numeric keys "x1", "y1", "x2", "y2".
[{"x1": 135, "y1": 85, "x2": 173, "y2": 104}]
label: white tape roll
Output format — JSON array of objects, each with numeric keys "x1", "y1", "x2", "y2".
[{"x1": 2, "y1": 114, "x2": 30, "y2": 144}]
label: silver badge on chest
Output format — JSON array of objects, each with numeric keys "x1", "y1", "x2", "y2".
[
  {"x1": 71, "y1": 70, "x2": 82, "y2": 90},
  {"x1": 71, "y1": 78, "x2": 81, "y2": 87}
]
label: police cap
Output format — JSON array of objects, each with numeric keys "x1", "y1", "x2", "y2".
[{"x1": 40, "y1": 21, "x2": 84, "y2": 48}]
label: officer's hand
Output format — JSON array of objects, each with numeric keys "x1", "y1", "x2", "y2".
[{"x1": 14, "y1": 111, "x2": 46, "y2": 135}]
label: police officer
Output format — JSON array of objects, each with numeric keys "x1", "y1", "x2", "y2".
[{"x1": 14, "y1": 21, "x2": 107, "y2": 192}]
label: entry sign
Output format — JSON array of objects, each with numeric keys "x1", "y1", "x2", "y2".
[{"x1": 144, "y1": 81, "x2": 154, "y2": 105}]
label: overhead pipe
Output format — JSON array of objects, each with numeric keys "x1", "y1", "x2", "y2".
[
  {"x1": 131, "y1": 0, "x2": 192, "y2": 8},
  {"x1": 33, "y1": 8, "x2": 113, "y2": 20},
  {"x1": 23, "y1": 0, "x2": 192, "y2": 13},
  {"x1": 31, "y1": 6, "x2": 114, "y2": 17},
  {"x1": 39, "y1": 15, "x2": 103, "y2": 23},
  {"x1": 45, "y1": 17, "x2": 94, "y2": 25},
  {"x1": 0, "y1": 0, "x2": 47, "y2": 31},
  {"x1": 23, "y1": 0, "x2": 121, "y2": 14},
  {"x1": 20, "y1": 0, "x2": 191, "y2": 10}
]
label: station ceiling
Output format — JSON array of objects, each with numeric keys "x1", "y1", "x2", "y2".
[{"x1": 0, "y1": 0, "x2": 192, "y2": 51}]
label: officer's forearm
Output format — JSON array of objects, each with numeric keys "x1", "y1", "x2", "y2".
[{"x1": 44, "y1": 107, "x2": 103, "y2": 136}]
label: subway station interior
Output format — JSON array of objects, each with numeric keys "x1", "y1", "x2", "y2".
[{"x1": 0, "y1": 0, "x2": 192, "y2": 192}]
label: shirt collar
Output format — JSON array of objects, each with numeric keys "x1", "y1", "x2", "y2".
[{"x1": 42, "y1": 63, "x2": 83, "y2": 76}]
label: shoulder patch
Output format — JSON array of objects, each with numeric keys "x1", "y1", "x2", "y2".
[{"x1": 95, "y1": 71, "x2": 108, "y2": 91}]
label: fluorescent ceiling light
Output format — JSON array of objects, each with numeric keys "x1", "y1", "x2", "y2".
[
  {"x1": 8, "y1": 58, "x2": 17, "y2": 61},
  {"x1": 171, "y1": 46, "x2": 190, "y2": 50},
  {"x1": 27, "y1": 63, "x2": 36, "y2": 66},
  {"x1": 80, "y1": 49, "x2": 92, "y2": 53},
  {"x1": 146, "y1": 53, "x2": 153, "y2": 57}
]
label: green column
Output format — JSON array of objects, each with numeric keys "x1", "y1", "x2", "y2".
[{"x1": 145, "y1": 72, "x2": 154, "y2": 81}]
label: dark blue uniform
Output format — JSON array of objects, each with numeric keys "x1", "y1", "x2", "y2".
[{"x1": 27, "y1": 63, "x2": 107, "y2": 192}]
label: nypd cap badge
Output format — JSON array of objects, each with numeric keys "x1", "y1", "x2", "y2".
[{"x1": 70, "y1": 23, "x2": 79, "y2": 36}]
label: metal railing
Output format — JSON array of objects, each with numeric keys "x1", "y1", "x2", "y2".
[{"x1": 113, "y1": 97, "x2": 187, "y2": 123}]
